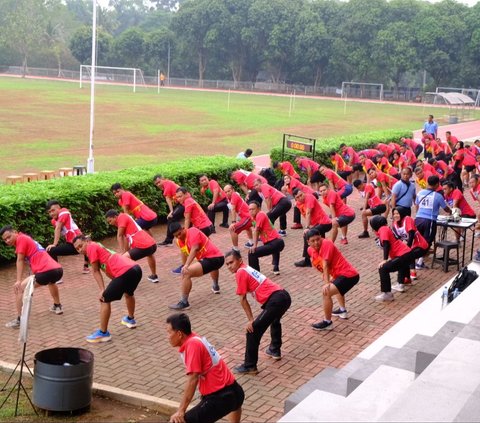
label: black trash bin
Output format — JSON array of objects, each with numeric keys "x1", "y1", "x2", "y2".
[{"x1": 33, "y1": 347, "x2": 94, "y2": 412}]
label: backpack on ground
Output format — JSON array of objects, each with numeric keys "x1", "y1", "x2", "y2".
[{"x1": 447, "y1": 266, "x2": 478, "y2": 303}]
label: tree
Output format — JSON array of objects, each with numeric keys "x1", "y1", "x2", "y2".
[
  {"x1": 0, "y1": 0, "x2": 46, "y2": 76},
  {"x1": 69, "y1": 25, "x2": 113, "y2": 65},
  {"x1": 109, "y1": 0, "x2": 149, "y2": 35},
  {"x1": 113, "y1": 27, "x2": 146, "y2": 68},
  {"x1": 144, "y1": 27, "x2": 174, "y2": 74}
]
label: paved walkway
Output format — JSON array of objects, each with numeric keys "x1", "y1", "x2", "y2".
[{"x1": 1, "y1": 188, "x2": 476, "y2": 422}]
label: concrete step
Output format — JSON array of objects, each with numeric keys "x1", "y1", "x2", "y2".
[
  {"x1": 284, "y1": 357, "x2": 367, "y2": 413},
  {"x1": 380, "y1": 337, "x2": 480, "y2": 422},
  {"x1": 454, "y1": 384, "x2": 480, "y2": 422}
]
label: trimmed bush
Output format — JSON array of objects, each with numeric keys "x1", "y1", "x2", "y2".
[
  {"x1": 270, "y1": 129, "x2": 413, "y2": 165},
  {"x1": 0, "y1": 156, "x2": 253, "y2": 263}
]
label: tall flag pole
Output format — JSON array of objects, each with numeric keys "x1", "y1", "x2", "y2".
[{"x1": 87, "y1": 0, "x2": 97, "y2": 174}]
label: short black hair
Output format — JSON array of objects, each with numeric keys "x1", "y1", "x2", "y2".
[
  {"x1": 427, "y1": 175, "x2": 440, "y2": 187},
  {"x1": 353, "y1": 179, "x2": 363, "y2": 188},
  {"x1": 306, "y1": 228, "x2": 324, "y2": 240},
  {"x1": 72, "y1": 234, "x2": 88, "y2": 243},
  {"x1": 111, "y1": 183, "x2": 122, "y2": 191},
  {"x1": 176, "y1": 186, "x2": 188, "y2": 194},
  {"x1": 198, "y1": 174, "x2": 207, "y2": 181},
  {"x1": 427, "y1": 158, "x2": 436, "y2": 165},
  {"x1": 153, "y1": 174, "x2": 163, "y2": 181},
  {"x1": 225, "y1": 249, "x2": 242, "y2": 260},
  {"x1": 292, "y1": 187, "x2": 301, "y2": 196},
  {"x1": 272, "y1": 161, "x2": 279, "y2": 169},
  {"x1": 168, "y1": 222, "x2": 182, "y2": 234},
  {"x1": 370, "y1": 215, "x2": 387, "y2": 231},
  {"x1": 247, "y1": 200, "x2": 261, "y2": 208},
  {"x1": 46, "y1": 200, "x2": 60, "y2": 210},
  {"x1": 339, "y1": 143, "x2": 346, "y2": 148},
  {"x1": 245, "y1": 148, "x2": 253, "y2": 157},
  {"x1": 166, "y1": 313, "x2": 192, "y2": 335},
  {"x1": 0, "y1": 225, "x2": 14, "y2": 237},
  {"x1": 105, "y1": 209, "x2": 119, "y2": 218}
]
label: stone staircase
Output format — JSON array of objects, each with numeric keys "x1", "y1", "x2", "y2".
[{"x1": 280, "y1": 262, "x2": 480, "y2": 422}]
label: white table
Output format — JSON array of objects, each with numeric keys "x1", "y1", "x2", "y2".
[{"x1": 436, "y1": 216, "x2": 477, "y2": 267}]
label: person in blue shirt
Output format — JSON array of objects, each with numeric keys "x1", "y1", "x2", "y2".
[
  {"x1": 423, "y1": 114, "x2": 438, "y2": 139},
  {"x1": 391, "y1": 167, "x2": 416, "y2": 216},
  {"x1": 414, "y1": 175, "x2": 451, "y2": 269}
]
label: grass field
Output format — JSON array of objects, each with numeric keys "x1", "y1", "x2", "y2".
[{"x1": 1, "y1": 76, "x2": 475, "y2": 180}]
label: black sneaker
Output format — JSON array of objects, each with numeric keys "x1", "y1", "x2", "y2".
[
  {"x1": 331, "y1": 308, "x2": 348, "y2": 319},
  {"x1": 211, "y1": 282, "x2": 220, "y2": 294},
  {"x1": 358, "y1": 231, "x2": 370, "y2": 239},
  {"x1": 294, "y1": 259, "x2": 311, "y2": 268},
  {"x1": 273, "y1": 266, "x2": 280, "y2": 275},
  {"x1": 219, "y1": 222, "x2": 229, "y2": 228},
  {"x1": 168, "y1": 300, "x2": 190, "y2": 310},
  {"x1": 311, "y1": 320, "x2": 333, "y2": 331},
  {"x1": 265, "y1": 347, "x2": 282, "y2": 360},
  {"x1": 233, "y1": 364, "x2": 259, "y2": 375},
  {"x1": 158, "y1": 240, "x2": 173, "y2": 247}
]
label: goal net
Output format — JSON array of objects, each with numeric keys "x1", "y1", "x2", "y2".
[
  {"x1": 79, "y1": 65, "x2": 147, "y2": 92},
  {"x1": 341, "y1": 82, "x2": 384, "y2": 101},
  {"x1": 436, "y1": 86, "x2": 480, "y2": 108}
]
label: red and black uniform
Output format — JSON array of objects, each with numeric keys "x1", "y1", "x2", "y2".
[
  {"x1": 117, "y1": 213, "x2": 157, "y2": 261},
  {"x1": 201, "y1": 179, "x2": 230, "y2": 228},
  {"x1": 160, "y1": 179, "x2": 184, "y2": 244},
  {"x1": 118, "y1": 191, "x2": 158, "y2": 230},
  {"x1": 183, "y1": 196, "x2": 213, "y2": 236},
  {"x1": 392, "y1": 213, "x2": 429, "y2": 270},
  {"x1": 258, "y1": 184, "x2": 292, "y2": 231}
]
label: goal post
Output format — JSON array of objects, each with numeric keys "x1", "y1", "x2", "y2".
[
  {"x1": 341, "y1": 82, "x2": 384, "y2": 101},
  {"x1": 79, "y1": 65, "x2": 146, "y2": 92}
]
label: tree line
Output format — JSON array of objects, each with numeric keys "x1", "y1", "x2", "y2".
[{"x1": 1, "y1": 0, "x2": 479, "y2": 90}]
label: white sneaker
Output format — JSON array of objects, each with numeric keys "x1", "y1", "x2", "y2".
[
  {"x1": 5, "y1": 318, "x2": 20, "y2": 328},
  {"x1": 49, "y1": 304, "x2": 63, "y2": 315},
  {"x1": 392, "y1": 283, "x2": 405, "y2": 293},
  {"x1": 375, "y1": 292, "x2": 394, "y2": 302},
  {"x1": 56, "y1": 279, "x2": 63, "y2": 285},
  {"x1": 475, "y1": 232, "x2": 480, "y2": 239}
]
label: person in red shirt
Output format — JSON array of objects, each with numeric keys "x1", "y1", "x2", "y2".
[
  {"x1": 1, "y1": 226, "x2": 64, "y2": 328},
  {"x1": 282, "y1": 175, "x2": 316, "y2": 229},
  {"x1": 166, "y1": 313, "x2": 244, "y2": 422},
  {"x1": 367, "y1": 167, "x2": 396, "y2": 201},
  {"x1": 468, "y1": 175, "x2": 480, "y2": 237},
  {"x1": 230, "y1": 169, "x2": 266, "y2": 205},
  {"x1": 175, "y1": 187, "x2": 213, "y2": 236},
  {"x1": 319, "y1": 166, "x2": 353, "y2": 202},
  {"x1": 153, "y1": 174, "x2": 182, "y2": 246},
  {"x1": 105, "y1": 210, "x2": 159, "y2": 283},
  {"x1": 401, "y1": 138, "x2": 423, "y2": 158},
  {"x1": 445, "y1": 131, "x2": 459, "y2": 150},
  {"x1": 45, "y1": 200, "x2": 89, "y2": 275},
  {"x1": 272, "y1": 160, "x2": 300, "y2": 180},
  {"x1": 224, "y1": 184, "x2": 254, "y2": 250},
  {"x1": 225, "y1": 249, "x2": 291, "y2": 374},
  {"x1": 399, "y1": 144, "x2": 418, "y2": 167},
  {"x1": 292, "y1": 188, "x2": 332, "y2": 267},
  {"x1": 247, "y1": 201, "x2": 285, "y2": 275},
  {"x1": 353, "y1": 179, "x2": 387, "y2": 238},
  {"x1": 370, "y1": 216, "x2": 413, "y2": 302},
  {"x1": 73, "y1": 235, "x2": 142, "y2": 343},
  {"x1": 199, "y1": 174, "x2": 230, "y2": 231},
  {"x1": 319, "y1": 183, "x2": 355, "y2": 245},
  {"x1": 253, "y1": 178, "x2": 291, "y2": 236},
  {"x1": 442, "y1": 182, "x2": 476, "y2": 241},
  {"x1": 355, "y1": 153, "x2": 377, "y2": 176},
  {"x1": 168, "y1": 223, "x2": 224, "y2": 311},
  {"x1": 111, "y1": 183, "x2": 158, "y2": 233},
  {"x1": 340, "y1": 143, "x2": 360, "y2": 166},
  {"x1": 294, "y1": 156, "x2": 323, "y2": 189},
  {"x1": 392, "y1": 207, "x2": 429, "y2": 283},
  {"x1": 376, "y1": 154, "x2": 400, "y2": 178},
  {"x1": 329, "y1": 150, "x2": 353, "y2": 182},
  {"x1": 306, "y1": 229, "x2": 359, "y2": 330}
]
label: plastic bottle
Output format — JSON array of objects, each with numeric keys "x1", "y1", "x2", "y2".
[
  {"x1": 453, "y1": 288, "x2": 460, "y2": 300},
  {"x1": 441, "y1": 286, "x2": 449, "y2": 309}
]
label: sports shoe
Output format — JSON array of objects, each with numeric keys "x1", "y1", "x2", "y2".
[
  {"x1": 244, "y1": 241, "x2": 254, "y2": 248},
  {"x1": 475, "y1": 232, "x2": 480, "y2": 239},
  {"x1": 56, "y1": 279, "x2": 63, "y2": 285},
  {"x1": 273, "y1": 266, "x2": 280, "y2": 275},
  {"x1": 375, "y1": 292, "x2": 394, "y2": 302},
  {"x1": 158, "y1": 240, "x2": 173, "y2": 247},
  {"x1": 219, "y1": 222, "x2": 230, "y2": 228},
  {"x1": 358, "y1": 231, "x2": 370, "y2": 239},
  {"x1": 169, "y1": 300, "x2": 190, "y2": 310},
  {"x1": 82, "y1": 266, "x2": 90, "y2": 274},
  {"x1": 331, "y1": 308, "x2": 348, "y2": 319},
  {"x1": 86, "y1": 329, "x2": 111, "y2": 343},
  {"x1": 392, "y1": 283, "x2": 405, "y2": 293},
  {"x1": 265, "y1": 347, "x2": 282, "y2": 360},
  {"x1": 290, "y1": 223, "x2": 303, "y2": 230},
  {"x1": 459, "y1": 236, "x2": 465, "y2": 242},
  {"x1": 171, "y1": 265, "x2": 184, "y2": 275},
  {"x1": 473, "y1": 253, "x2": 480, "y2": 263},
  {"x1": 147, "y1": 274, "x2": 159, "y2": 283},
  {"x1": 211, "y1": 282, "x2": 220, "y2": 294},
  {"x1": 415, "y1": 262, "x2": 429, "y2": 270},
  {"x1": 233, "y1": 364, "x2": 259, "y2": 375},
  {"x1": 410, "y1": 270, "x2": 418, "y2": 280},
  {"x1": 5, "y1": 318, "x2": 20, "y2": 329},
  {"x1": 49, "y1": 304, "x2": 63, "y2": 315},
  {"x1": 121, "y1": 316, "x2": 137, "y2": 329},
  {"x1": 311, "y1": 320, "x2": 333, "y2": 331},
  {"x1": 294, "y1": 259, "x2": 312, "y2": 267},
  {"x1": 340, "y1": 238, "x2": 349, "y2": 245},
  {"x1": 278, "y1": 230, "x2": 287, "y2": 237}
]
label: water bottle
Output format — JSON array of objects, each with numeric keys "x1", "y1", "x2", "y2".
[
  {"x1": 441, "y1": 286, "x2": 449, "y2": 309},
  {"x1": 453, "y1": 288, "x2": 460, "y2": 300}
]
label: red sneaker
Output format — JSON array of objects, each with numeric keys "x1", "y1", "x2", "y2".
[{"x1": 340, "y1": 238, "x2": 349, "y2": 245}]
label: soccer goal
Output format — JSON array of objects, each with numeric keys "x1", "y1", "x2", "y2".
[
  {"x1": 79, "y1": 65, "x2": 147, "y2": 92},
  {"x1": 341, "y1": 82, "x2": 384, "y2": 101},
  {"x1": 436, "y1": 86, "x2": 480, "y2": 108}
]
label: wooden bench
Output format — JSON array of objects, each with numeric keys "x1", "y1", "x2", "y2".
[
  {"x1": 58, "y1": 167, "x2": 73, "y2": 177},
  {"x1": 6, "y1": 175, "x2": 23, "y2": 185},
  {"x1": 40, "y1": 170, "x2": 56, "y2": 180},
  {"x1": 23, "y1": 172, "x2": 39, "y2": 182}
]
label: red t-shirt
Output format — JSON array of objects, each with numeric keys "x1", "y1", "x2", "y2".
[
  {"x1": 463, "y1": 150, "x2": 477, "y2": 167},
  {"x1": 286, "y1": 178, "x2": 315, "y2": 195},
  {"x1": 201, "y1": 180, "x2": 227, "y2": 204},
  {"x1": 16, "y1": 233, "x2": 61, "y2": 274},
  {"x1": 470, "y1": 185, "x2": 480, "y2": 203},
  {"x1": 393, "y1": 216, "x2": 428, "y2": 250},
  {"x1": 331, "y1": 153, "x2": 352, "y2": 172},
  {"x1": 230, "y1": 191, "x2": 250, "y2": 220},
  {"x1": 308, "y1": 239, "x2": 358, "y2": 279},
  {"x1": 179, "y1": 333, "x2": 235, "y2": 396},
  {"x1": 118, "y1": 191, "x2": 157, "y2": 221},
  {"x1": 377, "y1": 143, "x2": 395, "y2": 157},
  {"x1": 323, "y1": 190, "x2": 355, "y2": 217},
  {"x1": 343, "y1": 147, "x2": 360, "y2": 164},
  {"x1": 86, "y1": 242, "x2": 136, "y2": 278},
  {"x1": 363, "y1": 184, "x2": 384, "y2": 208},
  {"x1": 362, "y1": 158, "x2": 377, "y2": 173},
  {"x1": 402, "y1": 149, "x2": 417, "y2": 166},
  {"x1": 51, "y1": 208, "x2": 82, "y2": 243},
  {"x1": 279, "y1": 162, "x2": 300, "y2": 179},
  {"x1": 359, "y1": 149, "x2": 381, "y2": 159},
  {"x1": 444, "y1": 189, "x2": 475, "y2": 217},
  {"x1": 231, "y1": 170, "x2": 266, "y2": 189},
  {"x1": 117, "y1": 213, "x2": 155, "y2": 249},
  {"x1": 161, "y1": 180, "x2": 179, "y2": 199},
  {"x1": 235, "y1": 264, "x2": 282, "y2": 304},
  {"x1": 404, "y1": 138, "x2": 421, "y2": 151},
  {"x1": 259, "y1": 184, "x2": 285, "y2": 207},
  {"x1": 253, "y1": 211, "x2": 281, "y2": 244},
  {"x1": 323, "y1": 168, "x2": 347, "y2": 189},
  {"x1": 297, "y1": 158, "x2": 320, "y2": 174},
  {"x1": 377, "y1": 226, "x2": 411, "y2": 259},
  {"x1": 176, "y1": 227, "x2": 222, "y2": 260},
  {"x1": 184, "y1": 197, "x2": 212, "y2": 229},
  {"x1": 375, "y1": 170, "x2": 396, "y2": 189},
  {"x1": 297, "y1": 193, "x2": 331, "y2": 226}
]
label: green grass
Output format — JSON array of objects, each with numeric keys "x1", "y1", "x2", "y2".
[{"x1": 0, "y1": 76, "x2": 478, "y2": 179}]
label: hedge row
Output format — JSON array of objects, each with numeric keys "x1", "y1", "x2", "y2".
[
  {"x1": 270, "y1": 129, "x2": 413, "y2": 165},
  {"x1": 0, "y1": 156, "x2": 253, "y2": 263}
]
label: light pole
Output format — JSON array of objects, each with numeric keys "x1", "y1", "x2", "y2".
[{"x1": 87, "y1": 0, "x2": 97, "y2": 174}]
